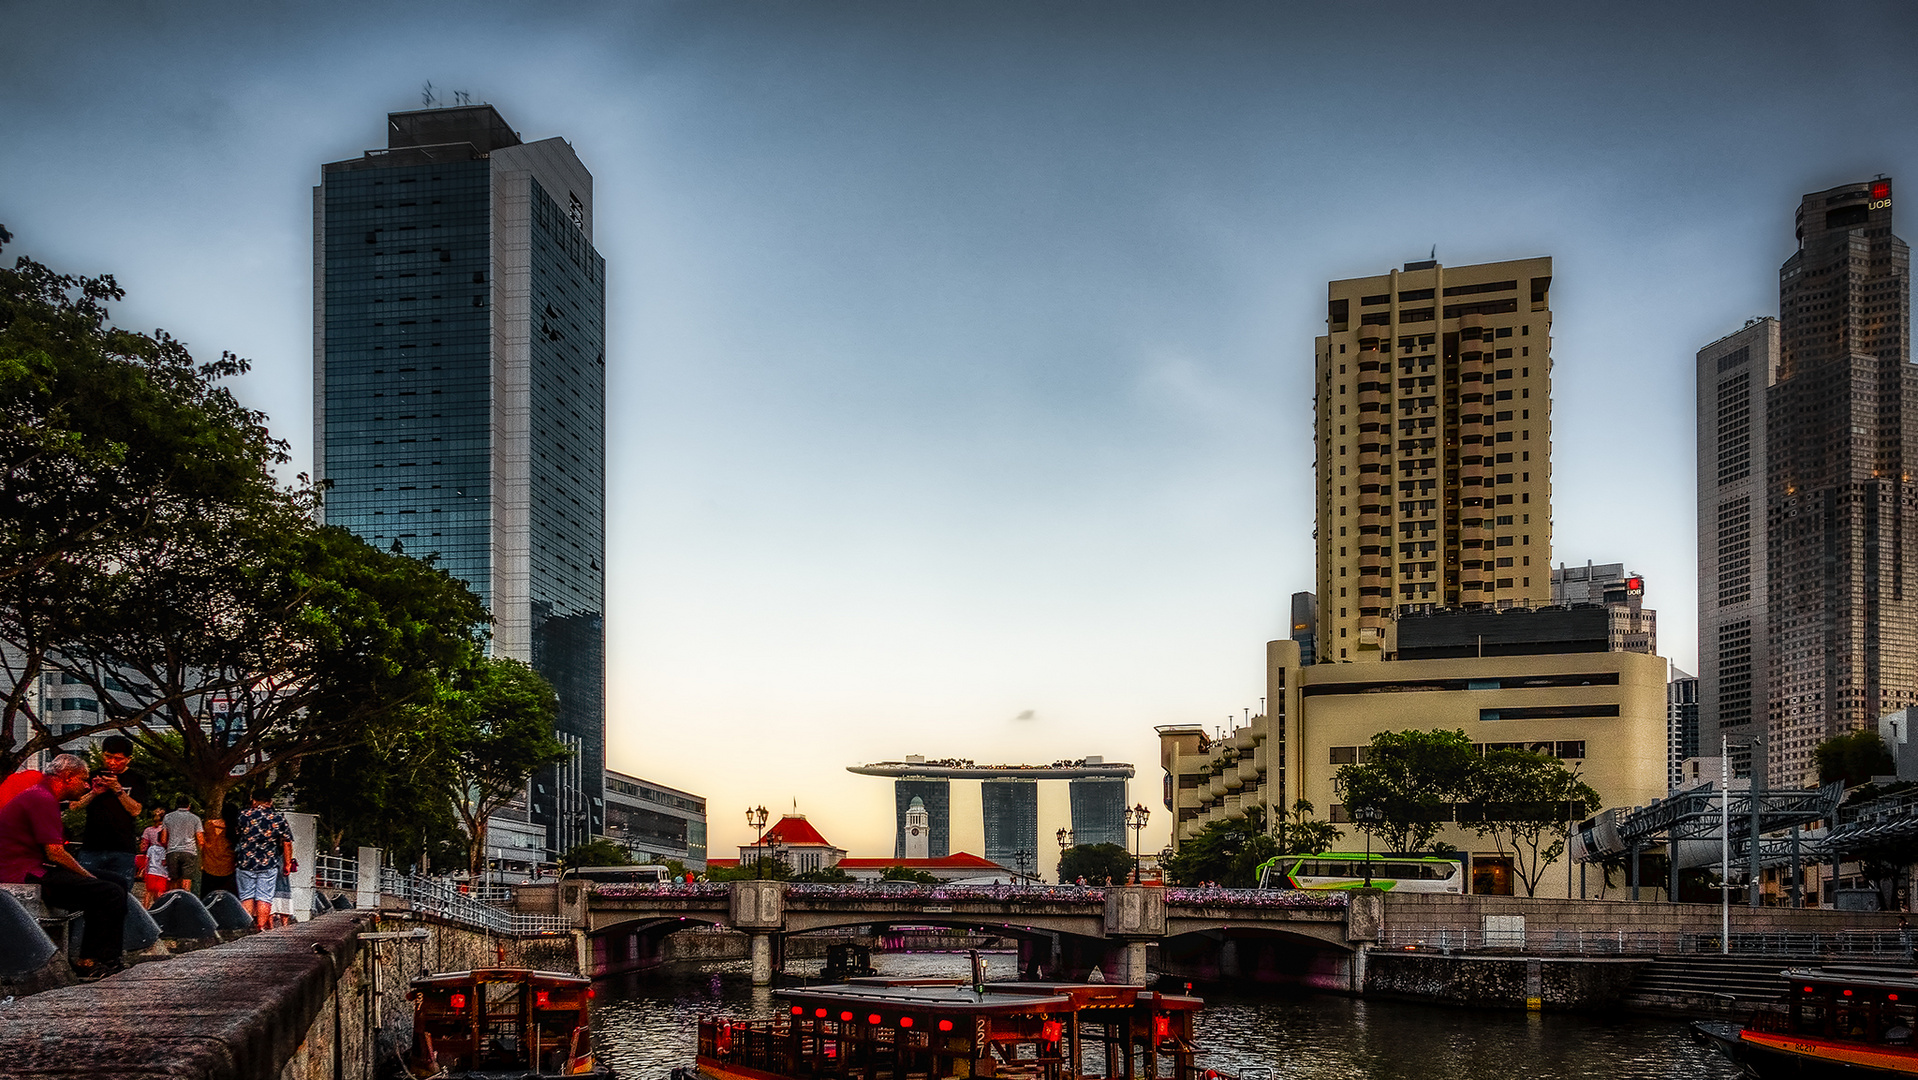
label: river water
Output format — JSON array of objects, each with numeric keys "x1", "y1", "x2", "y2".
[{"x1": 592, "y1": 952, "x2": 1739, "y2": 1080}]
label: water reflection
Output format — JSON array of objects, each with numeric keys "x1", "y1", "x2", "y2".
[{"x1": 593, "y1": 953, "x2": 1736, "y2": 1080}]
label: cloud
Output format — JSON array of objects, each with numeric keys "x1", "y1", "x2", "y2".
[{"x1": 1014, "y1": 709, "x2": 1036, "y2": 721}]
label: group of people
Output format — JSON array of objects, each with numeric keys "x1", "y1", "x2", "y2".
[{"x1": 0, "y1": 736, "x2": 296, "y2": 980}]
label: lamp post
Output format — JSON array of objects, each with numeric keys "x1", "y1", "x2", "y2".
[
  {"x1": 746, "y1": 805, "x2": 769, "y2": 880},
  {"x1": 1013, "y1": 849, "x2": 1033, "y2": 884},
  {"x1": 1354, "y1": 807, "x2": 1383, "y2": 887},
  {"x1": 1124, "y1": 803, "x2": 1151, "y2": 885}
]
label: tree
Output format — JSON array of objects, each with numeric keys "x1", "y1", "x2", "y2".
[
  {"x1": 0, "y1": 233, "x2": 291, "y2": 775},
  {"x1": 792, "y1": 865, "x2": 853, "y2": 884},
  {"x1": 1463, "y1": 747, "x2": 1598, "y2": 897},
  {"x1": 292, "y1": 716, "x2": 466, "y2": 869},
  {"x1": 1158, "y1": 812, "x2": 1281, "y2": 888},
  {"x1": 560, "y1": 839, "x2": 632, "y2": 869},
  {"x1": 1057, "y1": 842, "x2": 1134, "y2": 885},
  {"x1": 62, "y1": 515, "x2": 491, "y2": 814},
  {"x1": 444, "y1": 657, "x2": 570, "y2": 878},
  {"x1": 1269, "y1": 799, "x2": 1343, "y2": 856},
  {"x1": 1816, "y1": 730, "x2": 1896, "y2": 788},
  {"x1": 1336, "y1": 729, "x2": 1482, "y2": 853},
  {"x1": 880, "y1": 865, "x2": 939, "y2": 884}
]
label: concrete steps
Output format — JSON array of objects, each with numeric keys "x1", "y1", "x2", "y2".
[{"x1": 1624, "y1": 956, "x2": 1917, "y2": 1016}]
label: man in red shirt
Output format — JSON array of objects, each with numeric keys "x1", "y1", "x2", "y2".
[{"x1": 0, "y1": 754, "x2": 128, "y2": 978}]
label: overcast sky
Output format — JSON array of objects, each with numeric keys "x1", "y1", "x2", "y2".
[{"x1": 5, "y1": 2, "x2": 1916, "y2": 862}]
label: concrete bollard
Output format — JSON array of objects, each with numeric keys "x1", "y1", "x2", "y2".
[
  {"x1": 149, "y1": 890, "x2": 221, "y2": 941},
  {"x1": 0, "y1": 889, "x2": 66, "y2": 996},
  {"x1": 203, "y1": 890, "x2": 254, "y2": 933},
  {"x1": 123, "y1": 894, "x2": 167, "y2": 956}
]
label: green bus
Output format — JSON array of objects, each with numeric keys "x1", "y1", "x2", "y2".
[{"x1": 1255, "y1": 852, "x2": 1465, "y2": 893}]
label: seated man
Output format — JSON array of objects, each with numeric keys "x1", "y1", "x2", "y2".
[{"x1": 0, "y1": 754, "x2": 128, "y2": 978}]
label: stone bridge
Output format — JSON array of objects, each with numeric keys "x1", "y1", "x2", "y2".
[
  {"x1": 563, "y1": 881, "x2": 1917, "y2": 994},
  {"x1": 574, "y1": 882, "x2": 1361, "y2": 985}
]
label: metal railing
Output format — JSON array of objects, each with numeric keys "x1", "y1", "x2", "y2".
[
  {"x1": 311, "y1": 854, "x2": 358, "y2": 892},
  {"x1": 378, "y1": 868, "x2": 573, "y2": 935},
  {"x1": 1378, "y1": 924, "x2": 1910, "y2": 958}
]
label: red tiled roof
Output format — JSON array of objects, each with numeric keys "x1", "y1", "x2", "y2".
[{"x1": 750, "y1": 815, "x2": 833, "y2": 847}]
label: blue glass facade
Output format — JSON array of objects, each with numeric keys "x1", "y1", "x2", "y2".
[
  {"x1": 1068, "y1": 778, "x2": 1127, "y2": 847},
  {"x1": 318, "y1": 108, "x2": 606, "y2": 859},
  {"x1": 321, "y1": 159, "x2": 496, "y2": 594},
  {"x1": 980, "y1": 779, "x2": 1038, "y2": 873}
]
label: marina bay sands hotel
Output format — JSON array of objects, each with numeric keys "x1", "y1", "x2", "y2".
[{"x1": 847, "y1": 757, "x2": 1134, "y2": 870}]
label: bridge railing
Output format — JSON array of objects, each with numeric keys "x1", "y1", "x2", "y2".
[
  {"x1": 1378, "y1": 924, "x2": 1909, "y2": 958},
  {"x1": 311, "y1": 854, "x2": 358, "y2": 892},
  {"x1": 377, "y1": 868, "x2": 573, "y2": 935}
]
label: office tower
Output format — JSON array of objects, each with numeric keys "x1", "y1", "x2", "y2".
[
  {"x1": 1667, "y1": 668, "x2": 1699, "y2": 795},
  {"x1": 1550, "y1": 562, "x2": 1657, "y2": 654},
  {"x1": 1696, "y1": 318, "x2": 1780, "y2": 779},
  {"x1": 1765, "y1": 178, "x2": 1910, "y2": 786},
  {"x1": 980, "y1": 778, "x2": 1038, "y2": 872},
  {"x1": 1289, "y1": 591, "x2": 1318, "y2": 665},
  {"x1": 1066, "y1": 777, "x2": 1126, "y2": 847},
  {"x1": 1315, "y1": 257, "x2": 1554, "y2": 661},
  {"x1": 314, "y1": 104, "x2": 607, "y2": 858},
  {"x1": 892, "y1": 778, "x2": 951, "y2": 859}
]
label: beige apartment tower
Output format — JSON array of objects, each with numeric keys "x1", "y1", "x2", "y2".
[{"x1": 1315, "y1": 257, "x2": 1555, "y2": 661}]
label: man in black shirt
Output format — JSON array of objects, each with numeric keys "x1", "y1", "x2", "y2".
[{"x1": 72, "y1": 734, "x2": 147, "y2": 889}]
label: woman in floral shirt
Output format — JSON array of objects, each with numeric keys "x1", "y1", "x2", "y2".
[{"x1": 234, "y1": 788, "x2": 293, "y2": 929}]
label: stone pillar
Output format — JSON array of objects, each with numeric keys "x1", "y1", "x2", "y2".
[
  {"x1": 1346, "y1": 888, "x2": 1383, "y2": 995},
  {"x1": 1103, "y1": 886, "x2": 1165, "y2": 986},
  {"x1": 355, "y1": 847, "x2": 382, "y2": 911},
  {"x1": 283, "y1": 812, "x2": 317, "y2": 922},
  {"x1": 749, "y1": 933, "x2": 774, "y2": 986},
  {"x1": 730, "y1": 880, "x2": 786, "y2": 987}
]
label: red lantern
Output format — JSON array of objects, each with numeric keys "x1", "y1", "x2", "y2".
[
  {"x1": 449, "y1": 993, "x2": 467, "y2": 1010},
  {"x1": 900, "y1": 1017, "x2": 914, "y2": 1028},
  {"x1": 792, "y1": 1006, "x2": 804, "y2": 1016},
  {"x1": 938, "y1": 1020, "x2": 954, "y2": 1032},
  {"x1": 1154, "y1": 1016, "x2": 1169, "y2": 1041},
  {"x1": 841, "y1": 1011, "x2": 854, "y2": 1022},
  {"x1": 869, "y1": 1014, "x2": 882, "y2": 1025},
  {"x1": 1041, "y1": 1021, "x2": 1063, "y2": 1043},
  {"x1": 536, "y1": 991, "x2": 550, "y2": 1008}
]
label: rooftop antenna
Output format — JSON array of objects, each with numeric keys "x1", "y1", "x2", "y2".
[
  {"x1": 1430, "y1": 244, "x2": 1437, "y2": 261},
  {"x1": 420, "y1": 80, "x2": 436, "y2": 107},
  {"x1": 455, "y1": 89, "x2": 472, "y2": 106}
]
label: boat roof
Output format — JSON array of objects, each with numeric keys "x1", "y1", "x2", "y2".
[
  {"x1": 1782, "y1": 967, "x2": 1918, "y2": 993},
  {"x1": 410, "y1": 968, "x2": 591, "y2": 989},
  {"x1": 775, "y1": 980, "x2": 1203, "y2": 1015}
]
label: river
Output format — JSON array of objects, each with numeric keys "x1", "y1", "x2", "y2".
[{"x1": 591, "y1": 952, "x2": 1739, "y2": 1080}]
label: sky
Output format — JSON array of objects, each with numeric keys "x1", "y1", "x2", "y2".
[{"x1": 4, "y1": 1, "x2": 1918, "y2": 864}]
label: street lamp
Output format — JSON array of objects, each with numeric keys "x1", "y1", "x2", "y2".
[
  {"x1": 1719, "y1": 734, "x2": 1757, "y2": 955},
  {"x1": 1353, "y1": 807, "x2": 1384, "y2": 887},
  {"x1": 1124, "y1": 803, "x2": 1151, "y2": 885},
  {"x1": 1056, "y1": 827, "x2": 1073, "y2": 851},
  {"x1": 746, "y1": 805, "x2": 770, "y2": 880},
  {"x1": 1013, "y1": 849, "x2": 1033, "y2": 884}
]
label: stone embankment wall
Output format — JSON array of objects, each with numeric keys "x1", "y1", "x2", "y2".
[
  {"x1": 0, "y1": 910, "x2": 581, "y2": 1080},
  {"x1": 1383, "y1": 892, "x2": 1910, "y2": 937},
  {"x1": 1365, "y1": 953, "x2": 1647, "y2": 1009}
]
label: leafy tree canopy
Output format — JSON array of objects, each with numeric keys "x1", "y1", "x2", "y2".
[
  {"x1": 1058, "y1": 842, "x2": 1134, "y2": 885},
  {"x1": 560, "y1": 839, "x2": 632, "y2": 870},
  {"x1": 880, "y1": 865, "x2": 940, "y2": 884},
  {"x1": 1816, "y1": 729, "x2": 1896, "y2": 789},
  {"x1": 443, "y1": 657, "x2": 569, "y2": 877},
  {"x1": 1335, "y1": 729, "x2": 1482, "y2": 854}
]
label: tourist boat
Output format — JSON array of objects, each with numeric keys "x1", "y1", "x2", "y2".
[
  {"x1": 696, "y1": 978, "x2": 1207, "y2": 1080},
  {"x1": 1693, "y1": 967, "x2": 1918, "y2": 1077},
  {"x1": 402, "y1": 967, "x2": 610, "y2": 1078}
]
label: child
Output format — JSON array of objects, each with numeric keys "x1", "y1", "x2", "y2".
[{"x1": 140, "y1": 807, "x2": 169, "y2": 906}]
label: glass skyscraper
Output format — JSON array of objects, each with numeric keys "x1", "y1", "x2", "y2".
[{"x1": 314, "y1": 104, "x2": 606, "y2": 859}]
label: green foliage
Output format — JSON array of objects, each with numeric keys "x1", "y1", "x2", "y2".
[
  {"x1": 1816, "y1": 729, "x2": 1896, "y2": 788},
  {"x1": 880, "y1": 865, "x2": 940, "y2": 884},
  {"x1": 443, "y1": 657, "x2": 570, "y2": 877},
  {"x1": 291, "y1": 715, "x2": 465, "y2": 866},
  {"x1": 792, "y1": 865, "x2": 854, "y2": 883},
  {"x1": 1336, "y1": 729, "x2": 1483, "y2": 854},
  {"x1": 560, "y1": 839, "x2": 633, "y2": 869},
  {"x1": 1056, "y1": 842, "x2": 1134, "y2": 885},
  {"x1": 1159, "y1": 813, "x2": 1281, "y2": 888},
  {"x1": 0, "y1": 234, "x2": 292, "y2": 774},
  {"x1": 1269, "y1": 799, "x2": 1344, "y2": 857},
  {"x1": 1463, "y1": 747, "x2": 1598, "y2": 897}
]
